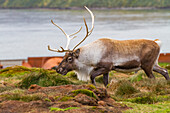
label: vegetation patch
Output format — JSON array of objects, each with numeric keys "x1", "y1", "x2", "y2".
[
  {"x1": 50, "y1": 107, "x2": 80, "y2": 111},
  {"x1": 115, "y1": 80, "x2": 139, "y2": 97},
  {"x1": 134, "y1": 78, "x2": 170, "y2": 95},
  {"x1": 95, "y1": 75, "x2": 103, "y2": 83},
  {"x1": 1, "y1": 89, "x2": 43, "y2": 102},
  {"x1": 18, "y1": 69, "x2": 75, "y2": 88},
  {"x1": 129, "y1": 72, "x2": 144, "y2": 83},
  {"x1": 123, "y1": 101, "x2": 170, "y2": 113},
  {"x1": 87, "y1": 84, "x2": 96, "y2": 90},
  {"x1": 59, "y1": 96, "x2": 73, "y2": 102},
  {"x1": 0, "y1": 66, "x2": 31, "y2": 77},
  {"x1": 0, "y1": 86, "x2": 14, "y2": 93},
  {"x1": 126, "y1": 94, "x2": 157, "y2": 104},
  {"x1": 72, "y1": 89, "x2": 97, "y2": 99},
  {"x1": 64, "y1": 71, "x2": 77, "y2": 79}
]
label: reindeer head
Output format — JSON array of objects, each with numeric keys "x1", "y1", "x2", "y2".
[{"x1": 48, "y1": 6, "x2": 94, "y2": 75}]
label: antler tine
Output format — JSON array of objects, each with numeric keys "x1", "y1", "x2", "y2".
[
  {"x1": 69, "y1": 27, "x2": 82, "y2": 37},
  {"x1": 48, "y1": 45, "x2": 70, "y2": 53},
  {"x1": 73, "y1": 6, "x2": 94, "y2": 50},
  {"x1": 51, "y1": 20, "x2": 68, "y2": 37},
  {"x1": 84, "y1": 6, "x2": 94, "y2": 35},
  {"x1": 73, "y1": 17, "x2": 88, "y2": 50}
]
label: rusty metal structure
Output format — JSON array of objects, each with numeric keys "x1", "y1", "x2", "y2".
[
  {"x1": 158, "y1": 53, "x2": 170, "y2": 63},
  {"x1": 0, "y1": 53, "x2": 169, "y2": 69}
]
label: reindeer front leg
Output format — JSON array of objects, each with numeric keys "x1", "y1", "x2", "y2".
[{"x1": 90, "y1": 67, "x2": 109, "y2": 87}]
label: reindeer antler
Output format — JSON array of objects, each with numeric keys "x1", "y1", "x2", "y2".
[
  {"x1": 73, "y1": 6, "x2": 94, "y2": 50},
  {"x1": 48, "y1": 6, "x2": 94, "y2": 53},
  {"x1": 48, "y1": 45, "x2": 70, "y2": 53}
]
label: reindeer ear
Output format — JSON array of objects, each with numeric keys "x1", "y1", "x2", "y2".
[{"x1": 74, "y1": 49, "x2": 80, "y2": 58}]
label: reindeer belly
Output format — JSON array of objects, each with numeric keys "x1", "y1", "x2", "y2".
[{"x1": 113, "y1": 59, "x2": 141, "y2": 72}]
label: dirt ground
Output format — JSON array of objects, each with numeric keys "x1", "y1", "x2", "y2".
[{"x1": 0, "y1": 84, "x2": 130, "y2": 113}]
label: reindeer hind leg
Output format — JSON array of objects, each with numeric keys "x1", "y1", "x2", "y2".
[
  {"x1": 153, "y1": 64, "x2": 170, "y2": 80},
  {"x1": 141, "y1": 65, "x2": 155, "y2": 79}
]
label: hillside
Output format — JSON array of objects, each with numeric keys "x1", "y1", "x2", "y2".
[{"x1": 0, "y1": 0, "x2": 170, "y2": 9}]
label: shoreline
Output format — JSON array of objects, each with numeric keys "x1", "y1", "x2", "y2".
[{"x1": 0, "y1": 6, "x2": 170, "y2": 10}]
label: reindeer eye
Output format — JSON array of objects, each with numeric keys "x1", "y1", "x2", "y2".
[{"x1": 67, "y1": 57, "x2": 72, "y2": 62}]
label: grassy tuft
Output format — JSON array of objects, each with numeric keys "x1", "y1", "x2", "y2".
[
  {"x1": 50, "y1": 107, "x2": 80, "y2": 111},
  {"x1": 126, "y1": 93, "x2": 157, "y2": 104},
  {"x1": 64, "y1": 71, "x2": 77, "y2": 79},
  {"x1": 95, "y1": 75, "x2": 103, "y2": 83},
  {"x1": 0, "y1": 66, "x2": 31, "y2": 77},
  {"x1": 1, "y1": 89, "x2": 43, "y2": 102},
  {"x1": 129, "y1": 72, "x2": 144, "y2": 83},
  {"x1": 115, "y1": 80, "x2": 139, "y2": 97},
  {"x1": 0, "y1": 86, "x2": 14, "y2": 93},
  {"x1": 87, "y1": 84, "x2": 96, "y2": 90},
  {"x1": 72, "y1": 89, "x2": 97, "y2": 99},
  {"x1": 134, "y1": 78, "x2": 170, "y2": 95},
  {"x1": 59, "y1": 96, "x2": 73, "y2": 102},
  {"x1": 18, "y1": 69, "x2": 75, "y2": 89}
]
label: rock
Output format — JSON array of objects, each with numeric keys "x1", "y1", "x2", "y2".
[
  {"x1": 98, "y1": 101, "x2": 107, "y2": 106},
  {"x1": 74, "y1": 94, "x2": 98, "y2": 106},
  {"x1": 28, "y1": 84, "x2": 42, "y2": 91}
]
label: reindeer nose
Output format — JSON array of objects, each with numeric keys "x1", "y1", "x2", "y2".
[{"x1": 57, "y1": 68, "x2": 63, "y2": 73}]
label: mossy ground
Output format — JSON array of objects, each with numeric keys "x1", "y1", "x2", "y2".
[{"x1": 0, "y1": 63, "x2": 170, "y2": 112}]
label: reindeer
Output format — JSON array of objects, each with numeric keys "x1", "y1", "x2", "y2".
[{"x1": 48, "y1": 6, "x2": 170, "y2": 86}]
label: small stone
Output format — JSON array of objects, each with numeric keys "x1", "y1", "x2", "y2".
[
  {"x1": 28, "y1": 84, "x2": 42, "y2": 91},
  {"x1": 98, "y1": 101, "x2": 107, "y2": 106}
]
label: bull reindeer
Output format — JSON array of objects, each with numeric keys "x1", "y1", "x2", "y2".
[{"x1": 48, "y1": 6, "x2": 170, "y2": 86}]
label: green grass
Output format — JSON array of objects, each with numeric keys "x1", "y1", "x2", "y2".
[
  {"x1": 0, "y1": 89, "x2": 43, "y2": 102},
  {"x1": 50, "y1": 107, "x2": 80, "y2": 111},
  {"x1": 59, "y1": 96, "x2": 73, "y2": 102},
  {"x1": 18, "y1": 69, "x2": 76, "y2": 89},
  {"x1": 123, "y1": 101, "x2": 170, "y2": 113},
  {"x1": 129, "y1": 72, "x2": 144, "y2": 83},
  {"x1": 0, "y1": 66, "x2": 32, "y2": 77},
  {"x1": 125, "y1": 93, "x2": 158, "y2": 104},
  {"x1": 72, "y1": 89, "x2": 97, "y2": 99},
  {"x1": 158, "y1": 62, "x2": 170, "y2": 67},
  {"x1": 115, "y1": 80, "x2": 139, "y2": 97}
]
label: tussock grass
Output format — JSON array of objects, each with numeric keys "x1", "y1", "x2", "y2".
[
  {"x1": 18, "y1": 69, "x2": 75, "y2": 89},
  {"x1": 125, "y1": 93, "x2": 157, "y2": 104},
  {"x1": 0, "y1": 86, "x2": 14, "y2": 93},
  {"x1": 0, "y1": 89, "x2": 43, "y2": 102},
  {"x1": 64, "y1": 71, "x2": 77, "y2": 79},
  {"x1": 129, "y1": 72, "x2": 144, "y2": 82},
  {"x1": 72, "y1": 89, "x2": 97, "y2": 99},
  {"x1": 115, "y1": 80, "x2": 139, "y2": 97},
  {"x1": 0, "y1": 66, "x2": 31, "y2": 77},
  {"x1": 134, "y1": 78, "x2": 170, "y2": 95}
]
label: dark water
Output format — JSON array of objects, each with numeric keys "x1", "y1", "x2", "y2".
[{"x1": 0, "y1": 9, "x2": 170, "y2": 60}]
